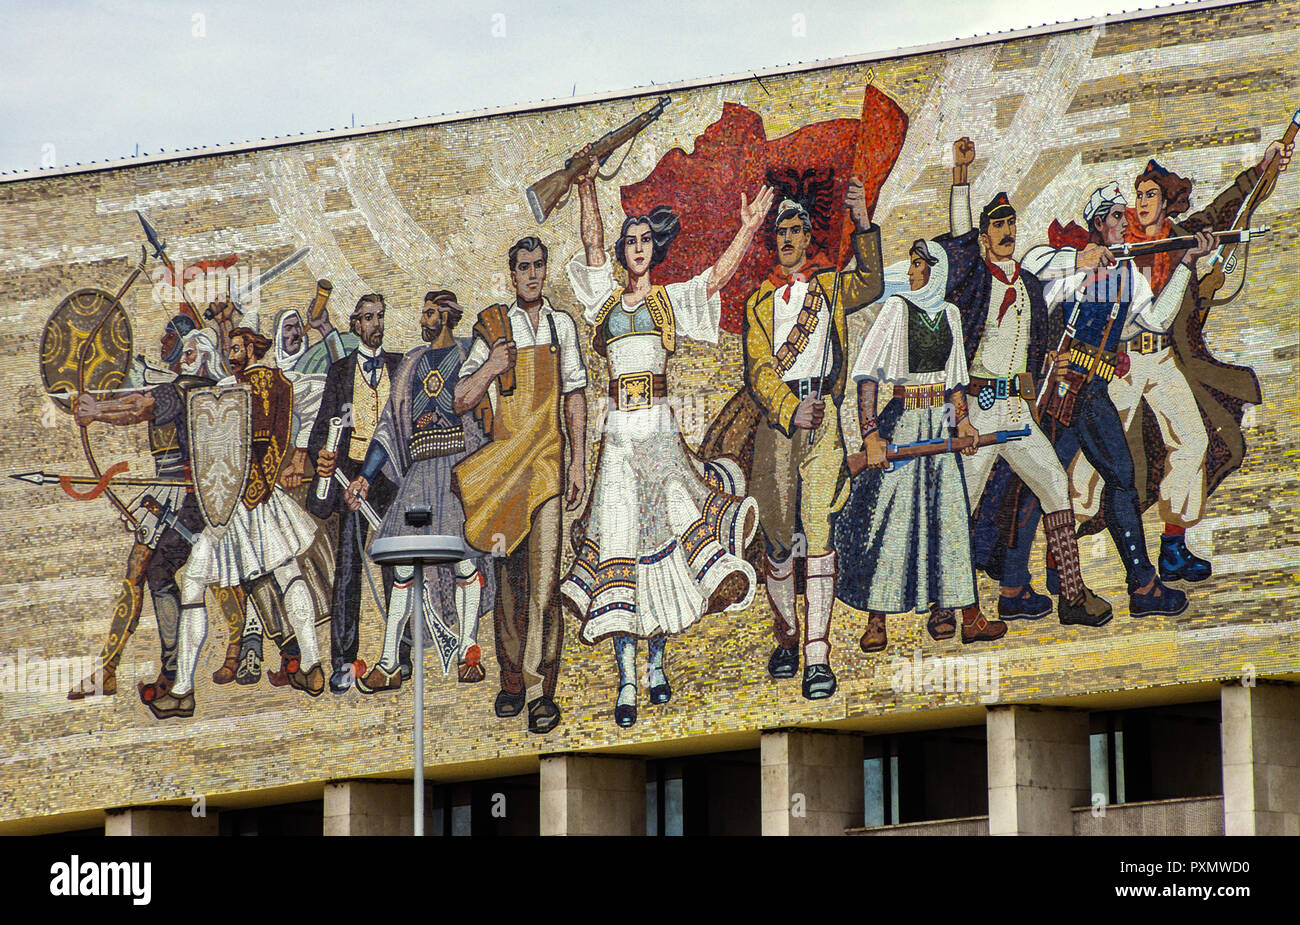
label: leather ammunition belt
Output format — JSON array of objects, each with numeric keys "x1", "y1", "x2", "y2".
[
  {"x1": 897, "y1": 382, "x2": 947, "y2": 411},
  {"x1": 608, "y1": 372, "x2": 667, "y2": 411},
  {"x1": 970, "y1": 374, "x2": 1032, "y2": 411},
  {"x1": 1068, "y1": 343, "x2": 1120, "y2": 383},
  {"x1": 1126, "y1": 331, "x2": 1173, "y2": 355},
  {"x1": 409, "y1": 425, "x2": 466, "y2": 461},
  {"x1": 787, "y1": 376, "x2": 834, "y2": 400}
]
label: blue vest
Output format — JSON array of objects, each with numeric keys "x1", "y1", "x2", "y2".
[{"x1": 1062, "y1": 263, "x2": 1134, "y2": 356}]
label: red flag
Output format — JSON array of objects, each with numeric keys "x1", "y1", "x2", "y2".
[
  {"x1": 621, "y1": 86, "x2": 908, "y2": 334},
  {"x1": 160, "y1": 253, "x2": 239, "y2": 288}
]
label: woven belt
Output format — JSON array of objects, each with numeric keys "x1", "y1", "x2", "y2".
[
  {"x1": 786, "y1": 375, "x2": 834, "y2": 400},
  {"x1": 897, "y1": 382, "x2": 947, "y2": 410},
  {"x1": 409, "y1": 425, "x2": 466, "y2": 461},
  {"x1": 1126, "y1": 330, "x2": 1173, "y2": 355},
  {"x1": 608, "y1": 372, "x2": 667, "y2": 411},
  {"x1": 1068, "y1": 343, "x2": 1120, "y2": 382}
]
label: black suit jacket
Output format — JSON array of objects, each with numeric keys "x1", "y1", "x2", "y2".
[{"x1": 306, "y1": 347, "x2": 401, "y2": 519}]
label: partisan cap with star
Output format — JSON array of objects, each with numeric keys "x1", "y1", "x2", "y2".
[
  {"x1": 1142, "y1": 158, "x2": 1171, "y2": 177},
  {"x1": 1084, "y1": 181, "x2": 1127, "y2": 224},
  {"x1": 979, "y1": 192, "x2": 1016, "y2": 230},
  {"x1": 774, "y1": 197, "x2": 811, "y2": 228}
]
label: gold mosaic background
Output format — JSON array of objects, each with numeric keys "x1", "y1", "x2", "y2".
[{"x1": 0, "y1": 0, "x2": 1296, "y2": 826}]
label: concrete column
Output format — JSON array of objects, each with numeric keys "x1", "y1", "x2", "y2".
[
  {"x1": 105, "y1": 806, "x2": 218, "y2": 836},
  {"x1": 540, "y1": 754, "x2": 646, "y2": 836},
  {"x1": 1221, "y1": 681, "x2": 1300, "y2": 836},
  {"x1": 761, "y1": 730, "x2": 863, "y2": 836},
  {"x1": 987, "y1": 705, "x2": 1089, "y2": 836},
  {"x1": 324, "y1": 780, "x2": 421, "y2": 836}
]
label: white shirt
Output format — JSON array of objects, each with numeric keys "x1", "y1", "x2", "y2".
[
  {"x1": 1023, "y1": 245, "x2": 1191, "y2": 337},
  {"x1": 566, "y1": 254, "x2": 722, "y2": 344},
  {"x1": 771, "y1": 276, "x2": 831, "y2": 381},
  {"x1": 971, "y1": 261, "x2": 1032, "y2": 379},
  {"x1": 460, "y1": 298, "x2": 587, "y2": 395},
  {"x1": 851, "y1": 296, "x2": 968, "y2": 389},
  {"x1": 353, "y1": 343, "x2": 387, "y2": 388}
]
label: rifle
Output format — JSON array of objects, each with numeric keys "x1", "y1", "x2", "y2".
[
  {"x1": 1198, "y1": 107, "x2": 1298, "y2": 309},
  {"x1": 525, "y1": 96, "x2": 671, "y2": 223},
  {"x1": 846, "y1": 426, "x2": 1030, "y2": 477},
  {"x1": 1109, "y1": 226, "x2": 1269, "y2": 260}
]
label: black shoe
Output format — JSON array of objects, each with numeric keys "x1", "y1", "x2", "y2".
[
  {"x1": 767, "y1": 644, "x2": 799, "y2": 680},
  {"x1": 329, "y1": 663, "x2": 355, "y2": 694},
  {"x1": 997, "y1": 587, "x2": 1053, "y2": 620},
  {"x1": 802, "y1": 663, "x2": 837, "y2": 700},
  {"x1": 527, "y1": 695, "x2": 562, "y2": 734},
  {"x1": 614, "y1": 684, "x2": 637, "y2": 728},
  {"x1": 399, "y1": 660, "x2": 412, "y2": 682},
  {"x1": 1130, "y1": 579, "x2": 1189, "y2": 617},
  {"x1": 1058, "y1": 589, "x2": 1114, "y2": 627},
  {"x1": 1158, "y1": 534, "x2": 1212, "y2": 583},
  {"x1": 649, "y1": 680, "x2": 672, "y2": 705},
  {"x1": 495, "y1": 689, "x2": 525, "y2": 718}
]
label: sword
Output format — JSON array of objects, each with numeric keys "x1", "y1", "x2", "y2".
[
  {"x1": 206, "y1": 246, "x2": 312, "y2": 320},
  {"x1": 334, "y1": 469, "x2": 382, "y2": 529},
  {"x1": 140, "y1": 496, "x2": 197, "y2": 545}
]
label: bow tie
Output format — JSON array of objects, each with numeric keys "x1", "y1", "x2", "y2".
[{"x1": 361, "y1": 353, "x2": 384, "y2": 374}]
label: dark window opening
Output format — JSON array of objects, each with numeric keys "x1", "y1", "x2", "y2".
[
  {"x1": 863, "y1": 726, "x2": 988, "y2": 826},
  {"x1": 1089, "y1": 702, "x2": 1221, "y2": 806},
  {"x1": 647, "y1": 749, "x2": 760, "y2": 836}
]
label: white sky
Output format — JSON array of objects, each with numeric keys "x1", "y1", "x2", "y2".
[{"x1": 1, "y1": 0, "x2": 1194, "y2": 175}]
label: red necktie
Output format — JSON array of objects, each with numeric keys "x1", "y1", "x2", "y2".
[{"x1": 985, "y1": 260, "x2": 1020, "y2": 324}]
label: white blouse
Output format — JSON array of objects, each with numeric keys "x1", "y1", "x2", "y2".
[{"x1": 850, "y1": 295, "x2": 969, "y2": 390}]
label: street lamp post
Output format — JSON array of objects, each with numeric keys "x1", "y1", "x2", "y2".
[{"x1": 369, "y1": 517, "x2": 467, "y2": 837}]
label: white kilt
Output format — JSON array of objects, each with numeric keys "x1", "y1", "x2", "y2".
[{"x1": 184, "y1": 487, "x2": 318, "y2": 587}]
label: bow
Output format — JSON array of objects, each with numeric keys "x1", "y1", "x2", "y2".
[{"x1": 76, "y1": 247, "x2": 148, "y2": 532}]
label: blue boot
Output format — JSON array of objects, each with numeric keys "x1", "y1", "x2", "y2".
[
  {"x1": 1158, "y1": 533, "x2": 1212, "y2": 582},
  {"x1": 1130, "y1": 578, "x2": 1189, "y2": 617}
]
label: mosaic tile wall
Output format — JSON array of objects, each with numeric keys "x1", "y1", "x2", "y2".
[{"x1": 0, "y1": 0, "x2": 1296, "y2": 825}]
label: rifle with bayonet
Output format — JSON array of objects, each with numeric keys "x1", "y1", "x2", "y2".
[
  {"x1": 846, "y1": 426, "x2": 1030, "y2": 477},
  {"x1": 1108, "y1": 226, "x2": 1269, "y2": 261}
]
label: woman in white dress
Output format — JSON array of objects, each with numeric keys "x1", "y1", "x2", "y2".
[{"x1": 563, "y1": 144, "x2": 773, "y2": 727}]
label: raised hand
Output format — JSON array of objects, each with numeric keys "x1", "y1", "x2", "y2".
[
  {"x1": 953, "y1": 137, "x2": 975, "y2": 185},
  {"x1": 846, "y1": 176, "x2": 872, "y2": 231},
  {"x1": 740, "y1": 184, "x2": 776, "y2": 234}
]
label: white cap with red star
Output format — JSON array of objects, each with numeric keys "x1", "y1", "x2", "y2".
[{"x1": 1084, "y1": 181, "x2": 1127, "y2": 224}]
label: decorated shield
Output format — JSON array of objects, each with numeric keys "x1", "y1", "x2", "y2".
[
  {"x1": 187, "y1": 385, "x2": 253, "y2": 529},
  {"x1": 41, "y1": 289, "x2": 134, "y2": 412}
]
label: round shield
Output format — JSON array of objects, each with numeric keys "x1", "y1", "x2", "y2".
[{"x1": 40, "y1": 288, "x2": 134, "y2": 412}]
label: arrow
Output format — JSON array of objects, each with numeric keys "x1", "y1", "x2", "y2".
[{"x1": 11, "y1": 466, "x2": 191, "y2": 500}]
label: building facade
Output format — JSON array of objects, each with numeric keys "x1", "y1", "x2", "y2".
[{"x1": 0, "y1": 0, "x2": 1296, "y2": 836}]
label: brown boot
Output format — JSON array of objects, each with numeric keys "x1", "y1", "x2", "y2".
[
  {"x1": 927, "y1": 605, "x2": 957, "y2": 641},
  {"x1": 289, "y1": 662, "x2": 325, "y2": 697},
  {"x1": 1059, "y1": 586, "x2": 1114, "y2": 627},
  {"x1": 458, "y1": 645, "x2": 485, "y2": 683},
  {"x1": 145, "y1": 689, "x2": 195, "y2": 720},
  {"x1": 137, "y1": 672, "x2": 173, "y2": 705},
  {"x1": 356, "y1": 663, "x2": 403, "y2": 694},
  {"x1": 67, "y1": 663, "x2": 116, "y2": 700},
  {"x1": 859, "y1": 612, "x2": 888, "y2": 654},
  {"x1": 211, "y1": 642, "x2": 242, "y2": 684},
  {"x1": 961, "y1": 605, "x2": 1007, "y2": 644}
]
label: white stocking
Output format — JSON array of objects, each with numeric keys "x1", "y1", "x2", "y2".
[
  {"x1": 273, "y1": 560, "x2": 320, "y2": 670},
  {"x1": 379, "y1": 565, "x2": 415, "y2": 672},
  {"x1": 453, "y1": 559, "x2": 481, "y2": 657},
  {"x1": 173, "y1": 572, "x2": 209, "y2": 696}
]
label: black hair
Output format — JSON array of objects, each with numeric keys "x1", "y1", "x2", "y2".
[
  {"x1": 979, "y1": 204, "x2": 1017, "y2": 235},
  {"x1": 615, "y1": 206, "x2": 680, "y2": 272},
  {"x1": 508, "y1": 236, "x2": 548, "y2": 271},
  {"x1": 909, "y1": 239, "x2": 938, "y2": 267},
  {"x1": 765, "y1": 166, "x2": 835, "y2": 247},
  {"x1": 424, "y1": 289, "x2": 463, "y2": 327}
]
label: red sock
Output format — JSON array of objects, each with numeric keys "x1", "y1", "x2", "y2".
[{"x1": 1163, "y1": 523, "x2": 1186, "y2": 538}]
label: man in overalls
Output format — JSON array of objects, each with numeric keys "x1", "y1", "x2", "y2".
[{"x1": 453, "y1": 237, "x2": 589, "y2": 734}]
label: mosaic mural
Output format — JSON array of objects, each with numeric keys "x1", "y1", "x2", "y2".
[{"x1": 0, "y1": 0, "x2": 1296, "y2": 826}]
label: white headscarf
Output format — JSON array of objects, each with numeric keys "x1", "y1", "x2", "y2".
[
  {"x1": 181, "y1": 327, "x2": 229, "y2": 380},
  {"x1": 876, "y1": 239, "x2": 950, "y2": 312},
  {"x1": 273, "y1": 308, "x2": 307, "y2": 371}
]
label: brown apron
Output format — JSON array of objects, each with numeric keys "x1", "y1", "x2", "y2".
[{"x1": 454, "y1": 344, "x2": 562, "y2": 556}]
